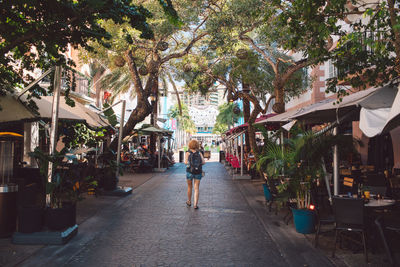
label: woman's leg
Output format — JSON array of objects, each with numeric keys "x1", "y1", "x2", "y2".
[
  {"x1": 194, "y1": 179, "x2": 201, "y2": 208},
  {"x1": 187, "y1": 179, "x2": 193, "y2": 204}
]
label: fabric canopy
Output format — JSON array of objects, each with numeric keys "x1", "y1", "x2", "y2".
[
  {"x1": 225, "y1": 113, "x2": 277, "y2": 135},
  {"x1": 289, "y1": 86, "x2": 385, "y2": 123},
  {"x1": 0, "y1": 95, "x2": 36, "y2": 123},
  {"x1": 359, "y1": 84, "x2": 399, "y2": 137},
  {"x1": 20, "y1": 95, "x2": 110, "y2": 128}
]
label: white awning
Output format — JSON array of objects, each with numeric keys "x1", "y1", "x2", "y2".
[{"x1": 359, "y1": 84, "x2": 400, "y2": 137}]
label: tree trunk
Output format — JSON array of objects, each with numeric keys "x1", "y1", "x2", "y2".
[
  {"x1": 110, "y1": 96, "x2": 152, "y2": 151},
  {"x1": 272, "y1": 81, "x2": 285, "y2": 114}
]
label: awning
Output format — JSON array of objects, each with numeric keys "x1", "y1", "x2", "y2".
[
  {"x1": 20, "y1": 95, "x2": 84, "y2": 122},
  {"x1": 225, "y1": 114, "x2": 277, "y2": 135},
  {"x1": 289, "y1": 86, "x2": 383, "y2": 124},
  {"x1": 0, "y1": 95, "x2": 36, "y2": 123},
  {"x1": 21, "y1": 95, "x2": 110, "y2": 128},
  {"x1": 359, "y1": 84, "x2": 399, "y2": 137}
]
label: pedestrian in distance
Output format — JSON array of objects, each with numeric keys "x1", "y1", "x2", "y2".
[{"x1": 184, "y1": 139, "x2": 205, "y2": 209}]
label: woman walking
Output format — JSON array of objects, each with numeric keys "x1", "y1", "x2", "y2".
[{"x1": 184, "y1": 140, "x2": 205, "y2": 209}]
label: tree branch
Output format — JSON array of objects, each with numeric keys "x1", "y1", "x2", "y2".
[
  {"x1": 161, "y1": 32, "x2": 208, "y2": 63},
  {"x1": 125, "y1": 50, "x2": 144, "y2": 99},
  {"x1": 239, "y1": 34, "x2": 278, "y2": 74}
]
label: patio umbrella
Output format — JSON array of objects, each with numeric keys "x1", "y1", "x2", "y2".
[
  {"x1": 0, "y1": 95, "x2": 36, "y2": 123},
  {"x1": 140, "y1": 126, "x2": 165, "y2": 133},
  {"x1": 20, "y1": 95, "x2": 84, "y2": 122},
  {"x1": 22, "y1": 96, "x2": 110, "y2": 128}
]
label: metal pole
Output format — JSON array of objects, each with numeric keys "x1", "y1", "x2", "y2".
[
  {"x1": 116, "y1": 100, "x2": 126, "y2": 178},
  {"x1": 281, "y1": 131, "x2": 285, "y2": 176},
  {"x1": 240, "y1": 133, "x2": 243, "y2": 176},
  {"x1": 333, "y1": 127, "x2": 339, "y2": 195},
  {"x1": 46, "y1": 66, "x2": 62, "y2": 206},
  {"x1": 158, "y1": 135, "x2": 161, "y2": 169}
]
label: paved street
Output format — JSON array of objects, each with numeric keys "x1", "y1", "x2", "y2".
[
  {"x1": 20, "y1": 160, "x2": 334, "y2": 267},
  {"x1": 70, "y1": 162, "x2": 286, "y2": 266}
]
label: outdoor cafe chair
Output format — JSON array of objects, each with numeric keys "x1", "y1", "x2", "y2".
[
  {"x1": 332, "y1": 196, "x2": 368, "y2": 263},
  {"x1": 375, "y1": 215, "x2": 400, "y2": 266},
  {"x1": 312, "y1": 186, "x2": 335, "y2": 248}
]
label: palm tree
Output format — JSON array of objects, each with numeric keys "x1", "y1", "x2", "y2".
[{"x1": 215, "y1": 102, "x2": 243, "y2": 130}]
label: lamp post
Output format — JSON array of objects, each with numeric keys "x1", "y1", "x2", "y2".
[{"x1": 149, "y1": 93, "x2": 157, "y2": 153}]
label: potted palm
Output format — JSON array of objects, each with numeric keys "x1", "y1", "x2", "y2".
[
  {"x1": 29, "y1": 148, "x2": 81, "y2": 231},
  {"x1": 258, "y1": 130, "x2": 358, "y2": 234}
]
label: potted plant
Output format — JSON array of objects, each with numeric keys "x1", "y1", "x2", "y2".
[
  {"x1": 258, "y1": 130, "x2": 358, "y2": 234},
  {"x1": 96, "y1": 149, "x2": 122, "y2": 191},
  {"x1": 29, "y1": 148, "x2": 82, "y2": 231}
]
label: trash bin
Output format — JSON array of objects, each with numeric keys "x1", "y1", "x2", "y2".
[
  {"x1": 219, "y1": 151, "x2": 225, "y2": 162},
  {"x1": 0, "y1": 184, "x2": 18, "y2": 237},
  {"x1": 179, "y1": 151, "x2": 184, "y2": 163}
]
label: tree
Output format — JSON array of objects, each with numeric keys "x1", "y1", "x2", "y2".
[
  {"x1": 81, "y1": 0, "x2": 209, "y2": 150},
  {"x1": 215, "y1": 102, "x2": 242, "y2": 130},
  {"x1": 168, "y1": 103, "x2": 196, "y2": 134},
  {"x1": 205, "y1": 0, "x2": 311, "y2": 113},
  {"x1": 273, "y1": 0, "x2": 400, "y2": 99},
  {"x1": 0, "y1": 0, "x2": 164, "y2": 99}
]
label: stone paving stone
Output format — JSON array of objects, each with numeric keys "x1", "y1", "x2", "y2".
[{"x1": 63, "y1": 162, "x2": 288, "y2": 267}]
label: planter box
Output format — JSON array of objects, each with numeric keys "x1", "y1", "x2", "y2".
[
  {"x1": 18, "y1": 206, "x2": 44, "y2": 233},
  {"x1": 45, "y1": 203, "x2": 76, "y2": 231}
]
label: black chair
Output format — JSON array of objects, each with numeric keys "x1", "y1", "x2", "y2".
[
  {"x1": 332, "y1": 197, "x2": 368, "y2": 263},
  {"x1": 312, "y1": 186, "x2": 335, "y2": 248},
  {"x1": 375, "y1": 215, "x2": 400, "y2": 266}
]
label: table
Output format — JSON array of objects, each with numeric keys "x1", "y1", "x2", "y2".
[
  {"x1": 364, "y1": 199, "x2": 396, "y2": 208},
  {"x1": 337, "y1": 195, "x2": 396, "y2": 208}
]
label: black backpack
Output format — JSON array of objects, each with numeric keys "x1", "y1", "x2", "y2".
[{"x1": 187, "y1": 151, "x2": 202, "y2": 174}]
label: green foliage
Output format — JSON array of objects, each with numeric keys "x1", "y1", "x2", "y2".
[
  {"x1": 0, "y1": 0, "x2": 156, "y2": 98},
  {"x1": 212, "y1": 121, "x2": 228, "y2": 135},
  {"x1": 62, "y1": 123, "x2": 106, "y2": 149},
  {"x1": 257, "y1": 130, "x2": 360, "y2": 208},
  {"x1": 102, "y1": 102, "x2": 118, "y2": 127},
  {"x1": 29, "y1": 147, "x2": 82, "y2": 208},
  {"x1": 273, "y1": 0, "x2": 400, "y2": 99},
  {"x1": 215, "y1": 103, "x2": 242, "y2": 129},
  {"x1": 168, "y1": 103, "x2": 196, "y2": 133}
]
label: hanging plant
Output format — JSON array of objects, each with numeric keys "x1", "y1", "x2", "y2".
[
  {"x1": 157, "y1": 41, "x2": 169, "y2": 51},
  {"x1": 114, "y1": 56, "x2": 125, "y2": 67},
  {"x1": 139, "y1": 66, "x2": 148, "y2": 76},
  {"x1": 236, "y1": 49, "x2": 248, "y2": 59}
]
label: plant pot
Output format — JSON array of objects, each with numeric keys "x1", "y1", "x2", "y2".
[
  {"x1": 291, "y1": 208, "x2": 315, "y2": 234},
  {"x1": 45, "y1": 203, "x2": 76, "y2": 231},
  {"x1": 17, "y1": 206, "x2": 44, "y2": 233},
  {"x1": 262, "y1": 183, "x2": 273, "y2": 201},
  {"x1": 102, "y1": 175, "x2": 118, "y2": 191}
]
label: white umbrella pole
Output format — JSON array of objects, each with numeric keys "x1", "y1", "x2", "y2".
[
  {"x1": 46, "y1": 66, "x2": 62, "y2": 207},
  {"x1": 116, "y1": 100, "x2": 126, "y2": 178},
  {"x1": 333, "y1": 127, "x2": 339, "y2": 195}
]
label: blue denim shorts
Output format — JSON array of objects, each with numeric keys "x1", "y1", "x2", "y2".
[{"x1": 186, "y1": 172, "x2": 202, "y2": 180}]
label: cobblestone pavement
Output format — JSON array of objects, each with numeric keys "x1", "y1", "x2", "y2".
[{"x1": 64, "y1": 162, "x2": 289, "y2": 266}]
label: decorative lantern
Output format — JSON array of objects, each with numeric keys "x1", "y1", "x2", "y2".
[
  {"x1": 114, "y1": 56, "x2": 125, "y2": 67},
  {"x1": 157, "y1": 41, "x2": 169, "y2": 51},
  {"x1": 183, "y1": 63, "x2": 192, "y2": 72},
  {"x1": 233, "y1": 104, "x2": 241, "y2": 114},
  {"x1": 139, "y1": 66, "x2": 148, "y2": 76},
  {"x1": 236, "y1": 49, "x2": 248, "y2": 59}
]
